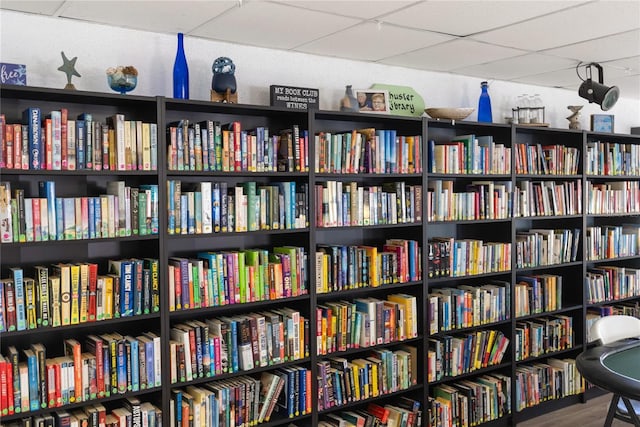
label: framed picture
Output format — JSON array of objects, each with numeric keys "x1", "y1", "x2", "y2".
[
  {"x1": 591, "y1": 114, "x2": 615, "y2": 133},
  {"x1": 355, "y1": 89, "x2": 390, "y2": 114}
]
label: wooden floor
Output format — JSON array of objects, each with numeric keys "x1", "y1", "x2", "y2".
[{"x1": 518, "y1": 392, "x2": 629, "y2": 427}]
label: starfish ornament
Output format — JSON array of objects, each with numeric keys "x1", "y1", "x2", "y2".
[{"x1": 58, "y1": 51, "x2": 81, "y2": 89}]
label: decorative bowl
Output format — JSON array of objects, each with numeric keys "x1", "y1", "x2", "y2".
[
  {"x1": 425, "y1": 107, "x2": 475, "y2": 120},
  {"x1": 106, "y1": 65, "x2": 138, "y2": 95}
]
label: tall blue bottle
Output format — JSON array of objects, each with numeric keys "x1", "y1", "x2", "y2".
[
  {"x1": 478, "y1": 81, "x2": 492, "y2": 123},
  {"x1": 173, "y1": 33, "x2": 189, "y2": 99}
]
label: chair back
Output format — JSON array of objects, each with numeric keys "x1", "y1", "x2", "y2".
[{"x1": 590, "y1": 315, "x2": 640, "y2": 345}]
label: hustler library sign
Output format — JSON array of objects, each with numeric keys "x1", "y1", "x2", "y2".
[{"x1": 270, "y1": 85, "x2": 319, "y2": 111}]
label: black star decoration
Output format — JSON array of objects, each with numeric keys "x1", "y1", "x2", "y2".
[{"x1": 58, "y1": 51, "x2": 81, "y2": 86}]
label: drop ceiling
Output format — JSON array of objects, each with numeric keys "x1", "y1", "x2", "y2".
[{"x1": 2, "y1": 0, "x2": 640, "y2": 100}]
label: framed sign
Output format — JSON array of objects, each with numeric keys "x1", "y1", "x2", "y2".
[
  {"x1": 355, "y1": 89, "x2": 390, "y2": 114},
  {"x1": 591, "y1": 114, "x2": 615, "y2": 133}
]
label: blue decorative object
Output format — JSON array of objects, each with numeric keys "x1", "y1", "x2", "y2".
[
  {"x1": 477, "y1": 81, "x2": 493, "y2": 123},
  {"x1": 0, "y1": 63, "x2": 27, "y2": 85},
  {"x1": 107, "y1": 66, "x2": 138, "y2": 95},
  {"x1": 211, "y1": 57, "x2": 237, "y2": 94},
  {"x1": 173, "y1": 33, "x2": 189, "y2": 99}
]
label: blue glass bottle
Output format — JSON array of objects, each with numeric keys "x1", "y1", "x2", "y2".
[
  {"x1": 173, "y1": 33, "x2": 189, "y2": 99},
  {"x1": 478, "y1": 81, "x2": 492, "y2": 123}
]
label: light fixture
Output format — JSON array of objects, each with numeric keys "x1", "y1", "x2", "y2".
[{"x1": 577, "y1": 62, "x2": 620, "y2": 111}]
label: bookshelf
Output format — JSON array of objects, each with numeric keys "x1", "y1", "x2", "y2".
[{"x1": 1, "y1": 83, "x2": 639, "y2": 427}]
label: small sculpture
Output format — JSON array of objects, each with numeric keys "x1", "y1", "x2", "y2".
[
  {"x1": 211, "y1": 57, "x2": 237, "y2": 103},
  {"x1": 567, "y1": 105, "x2": 583, "y2": 130},
  {"x1": 58, "y1": 51, "x2": 81, "y2": 90}
]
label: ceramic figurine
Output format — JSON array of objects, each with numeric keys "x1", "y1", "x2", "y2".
[
  {"x1": 58, "y1": 51, "x2": 81, "y2": 90},
  {"x1": 567, "y1": 105, "x2": 583, "y2": 130},
  {"x1": 212, "y1": 57, "x2": 237, "y2": 94}
]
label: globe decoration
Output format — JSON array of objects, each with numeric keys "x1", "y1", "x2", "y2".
[{"x1": 211, "y1": 57, "x2": 237, "y2": 96}]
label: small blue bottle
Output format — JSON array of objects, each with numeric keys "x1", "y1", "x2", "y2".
[
  {"x1": 478, "y1": 81, "x2": 492, "y2": 123},
  {"x1": 173, "y1": 33, "x2": 189, "y2": 99}
]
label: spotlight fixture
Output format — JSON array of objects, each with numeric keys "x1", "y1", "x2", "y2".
[{"x1": 577, "y1": 62, "x2": 620, "y2": 111}]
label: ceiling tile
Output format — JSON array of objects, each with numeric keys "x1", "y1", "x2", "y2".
[
  {"x1": 59, "y1": 1, "x2": 236, "y2": 34},
  {"x1": 192, "y1": 1, "x2": 359, "y2": 49},
  {"x1": 513, "y1": 67, "x2": 584, "y2": 88},
  {"x1": 382, "y1": 1, "x2": 588, "y2": 36},
  {"x1": 0, "y1": 1, "x2": 64, "y2": 15},
  {"x1": 297, "y1": 21, "x2": 452, "y2": 61},
  {"x1": 602, "y1": 56, "x2": 640, "y2": 74},
  {"x1": 270, "y1": 0, "x2": 416, "y2": 19},
  {"x1": 454, "y1": 53, "x2": 577, "y2": 80},
  {"x1": 472, "y1": 1, "x2": 640, "y2": 51},
  {"x1": 543, "y1": 29, "x2": 640, "y2": 63},
  {"x1": 381, "y1": 39, "x2": 526, "y2": 71}
]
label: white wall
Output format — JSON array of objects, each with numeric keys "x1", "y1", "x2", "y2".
[{"x1": 2, "y1": 10, "x2": 638, "y2": 133}]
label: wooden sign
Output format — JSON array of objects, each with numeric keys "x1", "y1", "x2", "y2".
[
  {"x1": 370, "y1": 83, "x2": 425, "y2": 117},
  {"x1": 270, "y1": 85, "x2": 319, "y2": 111}
]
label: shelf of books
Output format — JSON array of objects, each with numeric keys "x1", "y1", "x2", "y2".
[
  {"x1": 426, "y1": 120, "x2": 514, "y2": 427},
  {"x1": 162, "y1": 98, "x2": 313, "y2": 427},
  {"x1": 0, "y1": 85, "x2": 163, "y2": 426},
  {"x1": 2, "y1": 84, "x2": 640, "y2": 427},
  {"x1": 311, "y1": 111, "x2": 425, "y2": 426},
  {"x1": 583, "y1": 131, "x2": 640, "y2": 401}
]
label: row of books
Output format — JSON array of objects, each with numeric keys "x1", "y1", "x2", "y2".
[
  {"x1": 168, "y1": 246, "x2": 307, "y2": 312},
  {"x1": 0, "y1": 333, "x2": 161, "y2": 416},
  {"x1": 585, "y1": 266, "x2": 640, "y2": 304},
  {"x1": 586, "y1": 140, "x2": 640, "y2": 176},
  {"x1": 0, "y1": 399, "x2": 161, "y2": 427},
  {"x1": 0, "y1": 259, "x2": 159, "y2": 333},
  {"x1": 170, "y1": 366, "x2": 310, "y2": 427},
  {"x1": 315, "y1": 239, "x2": 422, "y2": 293},
  {"x1": 316, "y1": 294, "x2": 418, "y2": 355},
  {"x1": 515, "y1": 228, "x2": 580, "y2": 268},
  {"x1": 0, "y1": 111, "x2": 157, "y2": 171},
  {"x1": 428, "y1": 330, "x2": 510, "y2": 380},
  {"x1": 587, "y1": 181, "x2": 640, "y2": 214},
  {"x1": 314, "y1": 181, "x2": 422, "y2": 228},
  {"x1": 316, "y1": 346, "x2": 418, "y2": 411},
  {"x1": 514, "y1": 274, "x2": 563, "y2": 318},
  {"x1": 429, "y1": 373, "x2": 511, "y2": 427},
  {"x1": 585, "y1": 224, "x2": 640, "y2": 260},
  {"x1": 428, "y1": 135, "x2": 511, "y2": 175},
  {"x1": 514, "y1": 358, "x2": 584, "y2": 412},
  {"x1": 586, "y1": 308, "x2": 640, "y2": 342},
  {"x1": 168, "y1": 120, "x2": 308, "y2": 172},
  {"x1": 427, "y1": 237, "x2": 512, "y2": 278},
  {"x1": 514, "y1": 315, "x2": 574, "y2": 361},
  {"x1": 169, "y1": 309, "x2": 308, "y2": 384},
  {"x1": 427, "y1": 180, "x2": 512, "y2": 222},
  {"x1": 315, "y1": 129, "x2": 422, "y2": 175},
  {"x1": 167, "y1": 180, "x2": 308, "y2": 235},
  {"x1": 0, "y1": 181, "x2": 159, "y2": 244},
  {"x1": 514, "y1": 143, "x2": 580, "y2": 175},
  {"x1": 320, "y1": 398, "x2": 422, "y2": 427},
  {"x1": 513, "y1": 179, "x2": 582, "y2": 217},
  {"x1": 428, "y1": 281, "x2": 510, "y2": 334}
]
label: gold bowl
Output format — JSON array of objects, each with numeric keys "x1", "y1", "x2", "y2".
[{"x1": 425, "y1": 107, "x2": 475, "y2": 120}]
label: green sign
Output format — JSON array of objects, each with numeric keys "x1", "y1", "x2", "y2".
[{"x1": 370, "y1": 83, "x2": 425, "y2": 117}]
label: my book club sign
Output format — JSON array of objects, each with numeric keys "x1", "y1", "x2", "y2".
[{"x1": 270, "y1": 85, "x2": 319, "y2": 111}]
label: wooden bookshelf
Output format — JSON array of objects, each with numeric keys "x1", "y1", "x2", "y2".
[{"x1": 1, "y1": 84, "x2": 639, "y2": 426}]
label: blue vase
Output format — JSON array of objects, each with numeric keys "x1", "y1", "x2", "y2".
[
  {"x1": 173, "y1": 33, "x2": 189, "y2": 99},
  {"x1": 478, "y1": 81, "x2": 492, "y2": 123}
]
